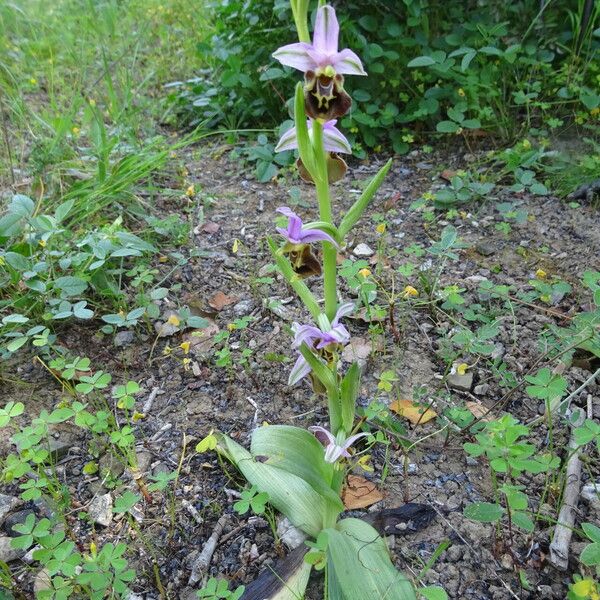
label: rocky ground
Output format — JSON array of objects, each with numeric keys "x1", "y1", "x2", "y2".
[{"x1": 1, "y1": 144, "x2": 599, "y2": 599}]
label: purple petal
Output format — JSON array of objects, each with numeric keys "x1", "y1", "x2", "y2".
[
  {"x1": 332, "y1": 302, "x2": 355, "y2": 326},
  {"x1": 309, "y1": 425, "x2": 336, "y2": 447},
  {"x1": 274, "y1": 126, "x2": 298, "y2": 152},
  {"x1": 276, "y1": 206, "x2": 295, "y2": 217},
  {"x1": 292, "y1": 325, "x2": 321, "y2": 348},
  {"x1": 332, "y1": 49, "x2": 367, "y2": 76},
  {"x1": 342, "y1": 431, "x2": 370, "y2": 451},
  {"x1": 287, "y1": 214, "x2": 303, "y2": 241},
  {"x1": 323, "y1": 120, "x2": 338, "y2": 129},
  {"x1": 288, "y1": 354, "x2": 312, "y2": 385},
  {"x1": 315, "y1": 324, "x2": 350, "y2": 348},
  {"x1": 276, "y1": 226, "x2": 292, "y2": 242},
  {"x1": 313, "y1": 6, "x2": 339, "y2": 55},
  {"x1": 322, "y1": 124, "x2": 352, "y2": 154},
  {"x1": 299, "y1": 228, "x2": 339, "y2": 246},
  {"x1": 272, "y1": 42, "x2": 317, "y2": 71}
]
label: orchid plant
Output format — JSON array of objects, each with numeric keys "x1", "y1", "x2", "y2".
[{"x1": 211, "y1": 3, "x2": 416, "y2": 598}]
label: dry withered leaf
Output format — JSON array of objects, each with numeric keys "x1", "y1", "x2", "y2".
[
  {"x1": 390, "y1": 399, "x2": 437, "y2": 425},
  {"x1": 465, "y1": 401, "x2": 493, "y2": 422},
  {"x1": 342, "y1": 475, "x2": 384, "y2": 509},
  {"x1": 208, "y1": 291, "x2": 238, "y2": 311},
  {"x1": 201, "y1": 222, "x2": 220, "y2": 234},
  {"x1": 440, "y1": 169, "x2": 457, "y2": 182}
]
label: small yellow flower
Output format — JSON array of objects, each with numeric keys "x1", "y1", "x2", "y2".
[
  {"x1": 227, "y1": 323, "x2": 236, "y2": 332},
  {"x1": 457, "y1": 88, "x2": 465, "y2": 97},
  {"x1": 38, "y1": 239, "x2": 46, "y2": 247},
  {"x1": 162, "y1": 345, "x2": 172, "y2": 356},
  {"x1": 118, "y1": 310, "x2": 125, "y2": 318},
  {"x1": 158, "y1": 255, "x2": 168, "y2": 263},
  {"x1": 167, "y1": 314, "x2": 181, "y2": 327},
  {"x1": 169, "y1": 151, "x2": 177, "y2": 158},
  {"x1": 376, "y1": 223, "x2": 386, "y2": 234},
  {"x1": 89, "y1": 98, "x2": 96, "y2": 107},
  {"x1": 402, "y1": 285, "x2": 419, "y2": 299},
  {"x1": 185, "y1": 184, "x2": 195, "y2": 197},
  {"x1": 357, "y1": 454, "x2": 374, "y2": 472},
  {"x1": 179, "y1": 341, "x2": 190, "y2": 354},
  {"x1": 182, "y1": 357, "x2": 191, "y2": 371},
  {"x1": 459, "y1": 210, "x2": 468, "y2": 219},
  {"x1": 71, "y1": 126, "x2": 80, "y2": 135},
  {"x1": 358, "y1": 268, "x2": 371, "y2": 279},
  {"x1": 232, "y1": 239, "x2": 239, "y2": 253},
  {"x1": 132, "y1": 411, "x2": 145, "y2": 422},
  {"x1": 456, "y1": 363, "x2": 468, "y2": 375},
  {"x1": 522, "y1": 139, "x2": 531, "y2": 150},
  {"x1": 455, "y1": 127, "x2": 464, "y2": 135},
  {"x1": 89, "y1": 541, "x2": 97, "y2": 557},
  {"x1": 29, "y1": 77, "x2": 37, "y2": 85},
  {"x1": 535, "y1": 269, "x2": 547, "y2": 280},
  {"x1": 572, "y1": 579, "x2": 599, "y2": 599}
]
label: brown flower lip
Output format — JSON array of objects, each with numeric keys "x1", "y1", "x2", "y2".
[{"x1": 304, "y1": 71, "x2": 352, "y2": 121}]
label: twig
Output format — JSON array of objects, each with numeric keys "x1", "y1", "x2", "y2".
[
  {"x1": 143, "y1": 387, "x2": 163, "y2": 414},
  {"x1": 188, "y1": 514, "x2": 230, "y2": 585},
  {"x1": 549, "y1": 410, "x2": 585, "y2": 570},
  {"x1": 182, "y1": 499, "x2": 204, "y2": 526}
]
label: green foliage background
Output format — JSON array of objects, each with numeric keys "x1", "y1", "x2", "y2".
[{"x1": 172, "y1": 0, "x2": 599, "y2": 154}]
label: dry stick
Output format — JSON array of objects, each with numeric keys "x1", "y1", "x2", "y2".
[
  {"x1": 188, "y1": 514, "x2": 231, "y2": 585},
  {"x1": 549, "y1": 410, "x2": 586, "y2": 570}
]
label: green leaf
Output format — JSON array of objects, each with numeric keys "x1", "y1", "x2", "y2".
[
  {"x1": 218, "y1": 434, "x2": 340, "y2": 537},
  {"x1": 54, "y1": 276, "x2": 88, "y2": 297},
  {"x1": 436, "y1": 120, "x2": 459, "y2": 133},
  {"x1": 579, "y1": 542, "x2": 600, "y2": 566},
  {"x1": 340, "y1": 363, "x2": 360, "y2": 434},
  {"x1": 338, "y1": 159, "x2": 392, "y2": 239},
  {"x1": 420, "y1": 586, "x2": 448, "y2": 600},
  {"x1": 250, "y1": 425, "x2": 340, "y2": 507},
  {"x1": 326, "y1": 518, "x2": 416, "y2": 599},
  {"x1": 464, "y1": 502, "x2": 504, "y2": 522},
  {"x1": 582, "y1": 522, "x2": 600, "y2": 544},
  {"x1": 407, "y1": 56, "x2": 436, "y2": 67},
  {"x1": 512, "y1": 511, "x2": 534, "y2": 532},
  {"x1": 113, "y1": 491, "x2": 141, "y2": 514},
  {"x1": 267, "y1": 237, "x2": 320, "y2": 320}
]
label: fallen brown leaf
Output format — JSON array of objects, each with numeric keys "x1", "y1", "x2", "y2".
[
  {"x1": 208, "y1": 291, "x2": 238, "y2": 311},
  {"x1": 390, "y1": 399, "x2": 437, "y2": 425},
  {"x1": 440, "y1": 169, "x2": 457, "y2": 182},
  {"x1": 201, "y1": 222, "x2": 220, "y2": 234},
  {"x1": 342, "y1": 475, "x2": 384, "y2": 509}
]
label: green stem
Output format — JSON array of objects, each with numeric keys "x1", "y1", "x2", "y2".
[{"x1": 312, "y1": 120, "x2": 337, "y2": 322}]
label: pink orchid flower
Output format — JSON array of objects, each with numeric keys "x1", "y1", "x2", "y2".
[
  {"x1": 273, "y1": 5, "x2": 366, "y2": 77},
  {"x1": 309, "y1": 425, "x2": 369, "y2": 463},
  {"x1": 275, "y1": 119, "x2": 351, "y2": 155},
  {"x1": 288, "y1": 302, "x2": 354, "y2": 385},
  {"x1": 276, "y1": 207, "x2": 338, "y2": 246}
]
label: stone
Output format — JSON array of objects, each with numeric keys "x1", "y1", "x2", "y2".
[
  {"x1": 3, "y1": 509, "x2": 35, "y2": 537},
  {"x1": 99, "y1": 453, "x2": 125, "y2": 480},
  {"x1": 581, "y1": 482, "x2": 600, "y2": 511},
  {"x1": 232, "y1": 299, "x2": 253, "y2": 316},
  {"x1": 353, "y1": 243, "x2": 374, "y2": 257},
  {"x1": 447, "y1": 371, "x2": 473, "y2": 392},
  {"x1": 475, "y1": 242, "x2": 495, "y2": 257},
  {"x1": 33, "y1": 569, "x2": 52, "y2": 595},
  {"x1": 0, "y1": 536, "x2": 25, "y2": 562},
  {"x1": 48, "y1": 437, "x2": 76, "y2": 461},
  {"x1": 88, "y1": 493, "x2": 113, "y2": 527},
  {"x1": 135, "y1": 451, "x2": 152, "y2": 474},
  {"x1": 277, "y1": 517, "x2": 307, "y2": 550},
  {"x1": 114, "y1": 331, "x2": 134, "y2": 347},
  {"x1": 473, "y1": 383, "x2": 490, "y2": 395},
  {"x1": 0, "y1": 494, "x2": 21, "y2": 526}
]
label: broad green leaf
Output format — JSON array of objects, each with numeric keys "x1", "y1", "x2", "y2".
[
  {"x1": 512, "y1": 511, "x2": 534, "y2": 532},
  {"x1": 218, "y1": 434, "x2": 340, "y2": 537},
  {"x1": 582, "y1": 522, "x2": 600, "y2": 544},
  {"x1": 436, "y1": 120, "x2": 459, "y2": 133},
  {"x1": 54, "y1": 276, "x2": 88, "y2": 297},
  {"x1": 271, "y1": 558, "x2": 311, "y2": 599},
  {"x1": 463, "y1": 502, "x2": 504, "y2": 522},
  {"x1": 326, "y1": 518, "x2": 416, "y2": 599},
  {"x1": 250, "y1": 425, "x2": 340, "y2": 507},
  {"x1": 420, "y1": 587, "x2": 448, "y2": 600}
]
